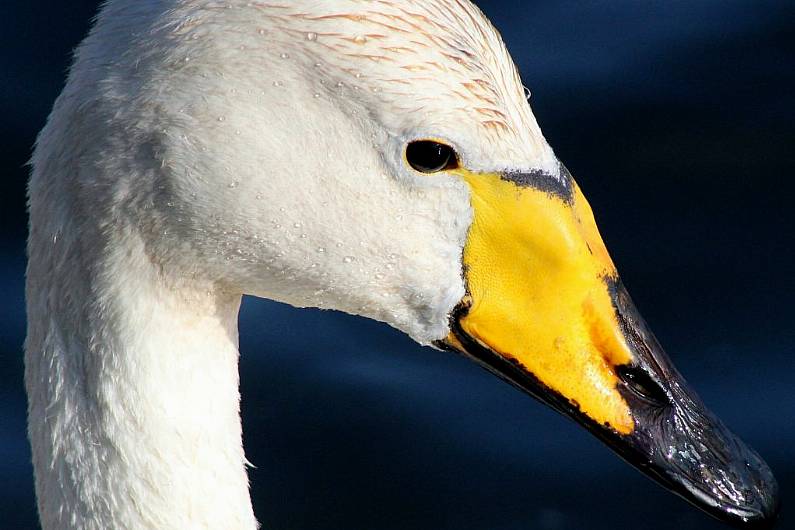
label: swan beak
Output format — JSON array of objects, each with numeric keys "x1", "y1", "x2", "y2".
[{"x1": 437, "y1": 164, "x2": 780, "y2": 527}]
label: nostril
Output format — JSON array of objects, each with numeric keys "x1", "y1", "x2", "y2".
[{"x1": 615, "y1": 364, "x2": 669, "y2": 405}]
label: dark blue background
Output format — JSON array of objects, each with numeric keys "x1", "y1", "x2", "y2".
[{"x1": 2, "y1": 1, "x2": 793, "y2": 529}]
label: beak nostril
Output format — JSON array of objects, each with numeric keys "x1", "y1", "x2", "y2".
[{"x1": 615, "y1": 364, "x2": 669, "y2": 405}]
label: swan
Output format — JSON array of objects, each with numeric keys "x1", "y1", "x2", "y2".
[{"x1": 26, "y1": 1, "x2": 779, "y2": 529}]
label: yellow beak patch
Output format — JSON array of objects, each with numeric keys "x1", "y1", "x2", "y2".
[{"x1": 453, "y1": 167, "x2": 635, "y2": 434}]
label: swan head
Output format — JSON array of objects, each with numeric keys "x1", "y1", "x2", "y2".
[{"x1": 82, "y1": 0, "x2": 778, "y2": 525}]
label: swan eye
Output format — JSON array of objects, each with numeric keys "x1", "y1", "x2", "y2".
[
  {"x1": 616, "y1": 365, "x2": 669, "y2": 405},
  {"x1": 406, "y1": 140, "x2": 458, "y2": 173}
]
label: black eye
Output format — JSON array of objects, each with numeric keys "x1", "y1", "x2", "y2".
[
  {"x1": 616, "y1": 365, "x2": 669, "y2": 405},
  {"x1": 406, "y1": 140, "x2": 458, "y2": 173}
]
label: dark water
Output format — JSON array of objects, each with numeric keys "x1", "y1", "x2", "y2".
[{"x1": 1, "y1": 1, "x2": 794, "y2": 529}]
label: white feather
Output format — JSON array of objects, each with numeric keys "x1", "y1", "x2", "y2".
[{"x1": 26, "y1": 1, "x2": 556, "y2": 528}]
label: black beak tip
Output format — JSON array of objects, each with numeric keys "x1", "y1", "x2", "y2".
[
  {"x1": 740, "y1": 474, "x2": 780, "y2": 530},
  {"x1": 730, "y1": 501, "x2": 780, "y2": 530},
  {"x1": 737, "y1": 452, "x2": 780, "y2": 529},
  {"x1": 701, "y1": 450, "x2": 781, "y2": 529}
]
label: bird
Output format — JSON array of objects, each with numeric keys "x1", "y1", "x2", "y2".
[{"x1": 25, "y1": 1, "x2": 779, "y2": 529}]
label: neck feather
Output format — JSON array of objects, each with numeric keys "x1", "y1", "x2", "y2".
[{"x1": 25, "y1": 214, "x2": 257, "y2": 529}]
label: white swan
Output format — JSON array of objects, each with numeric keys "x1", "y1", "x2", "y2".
[{"x1": 26, "y1": 1, "x2": 778, "y2": 529}]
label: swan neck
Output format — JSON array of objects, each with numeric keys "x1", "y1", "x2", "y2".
[{"x1": 25, "y1": 219, "x2": 257, "y2": 529}]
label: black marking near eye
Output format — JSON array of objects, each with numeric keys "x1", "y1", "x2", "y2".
[{"x1": 501, "y1": 161, "x2": 574, "y2": 203}]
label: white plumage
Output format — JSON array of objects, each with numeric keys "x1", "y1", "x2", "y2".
[{"x1": 27, "y1": 1, "x2": 559, "y2": 528}]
